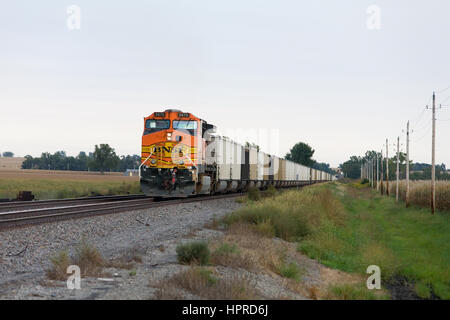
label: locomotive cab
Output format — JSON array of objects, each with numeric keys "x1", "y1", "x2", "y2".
[{"x1": 140, "y1": 109, "x2": 213, "y2": 197}]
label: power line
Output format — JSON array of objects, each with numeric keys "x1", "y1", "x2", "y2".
[
  {"x1": 437, "y1": 86, "x2": 450, "y2": 94},
  {"x1": 413, "y1": 122, "x2": 432, "y2": 143}
]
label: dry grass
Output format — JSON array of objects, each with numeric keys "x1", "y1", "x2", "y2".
[
  {"x1": 47, "y1": 242, "x2": 106, "y2": 280},
  {"x1": 222, "y1": 223, "x2": 287, "y2": 275},
  {"x1": 382, "y1": 180, "x2": 450, "y2": 211},
  {"x1": 154, "y1": 267, "x2": 258, "y2": 300},
  {"x1": 47, "y1": 251, "x2": 71, "y2": 280},
  {"x1": 209, "y1": 241, "x2": 255, "y2": 270},
  {"x1": 47, "y1": 241, "x2": 144, "y2": 280}
]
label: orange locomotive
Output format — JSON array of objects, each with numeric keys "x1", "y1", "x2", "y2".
[{"x1": 140, "y1": 109, "x2": 215, "y2": 197}]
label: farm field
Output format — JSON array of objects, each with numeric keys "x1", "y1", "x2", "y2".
[
  {"x1": 0, "y1": 157, "x2": 25, "y2": 170},
  {"x1": 380, "y1": 180, "x2": 450, "y2": 211},
  {"x1": 0, "y1": 169, "x2": 140, "y2": 200}
]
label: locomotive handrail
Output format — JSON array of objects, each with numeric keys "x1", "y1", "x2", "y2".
[{"x1": 139, "y1": 149, "x2": 154, "y2": 179}]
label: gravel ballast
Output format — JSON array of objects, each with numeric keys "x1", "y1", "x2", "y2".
[{"x1": 0, "y1": 198, "x2": 241, "y2": 299}]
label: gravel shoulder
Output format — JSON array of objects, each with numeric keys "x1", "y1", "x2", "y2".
[
  {"x1": 0, "y1": 196, "x2": 366, "y2": 300},
  {"x1": 0, "y1": 198, "x2": 240, "y2": 299}
]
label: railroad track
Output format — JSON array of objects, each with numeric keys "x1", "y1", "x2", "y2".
[
  {"x1": 0, "y1": 193, "x2": 243, "y2": 230},
  {"x1": 0, "y1": 194, "x2": 147, "y2": 213}
]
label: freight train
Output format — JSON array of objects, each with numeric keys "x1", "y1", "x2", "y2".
[{"x1": 140, "y1": 109, "x2": 332, "y2": 197}]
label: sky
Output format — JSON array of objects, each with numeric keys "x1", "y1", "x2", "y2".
[{"x1": 1, "y1": 0, "x2": 449, "y2": 168}]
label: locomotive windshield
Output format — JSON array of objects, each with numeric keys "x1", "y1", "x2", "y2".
[
  {"x1": 173, "y1": 120, "x2": 197, "y2": 129},
  {"x1": 146, "y1": 119, "x2": 170, "y2": 129},
  {"x1": 173, "y1": 120, "x2": 198, "y2": 135},
  {"x1": 144, "y1": 119, "x2": 170, "y2": 135}
]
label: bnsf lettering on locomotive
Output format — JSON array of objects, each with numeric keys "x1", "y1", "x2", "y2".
[{"x1": 163, "y1": 146, "x2": 172, "y2": 153}]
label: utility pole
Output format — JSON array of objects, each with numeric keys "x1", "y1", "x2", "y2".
[
  {"x1": 376, "y1": 152, "x2": 379, "y2": 190},
  {"x1": 380, "y1": 149, "x2": 384, "y2": 195},
  {"x1": 371, "y1": 158, "x2": 374, "y2": 188},
  {"x1": 396, "y1": 136, "x2": 400, "y2": 202},
  {"x1": 431, "y1": 92, "x2": 436, "y2": 214},
  {"x1": 406, "y1": 121, "x2": 410, "y2": 207},
  {"x1": 386, "y1": 139, "x2": 389, "y2": 196}
]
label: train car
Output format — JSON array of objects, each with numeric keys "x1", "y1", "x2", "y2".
[
  {"x1": 140, "y1": 110, "x2": 332, "y2": 197},
  {"x1": 249, "y1": 147, "x2": 258, "y2": 188}
]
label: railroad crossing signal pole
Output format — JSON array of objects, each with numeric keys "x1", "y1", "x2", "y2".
[
  {"x1": 431, "y1": 92, "x2": 436, "y2": 214},
  {"x1": 396, "y1": 136, "x2": 400, "y2": 203},
  {"x1": 406, "y1": 121, "x2": 410, "y2": 207},
  {"x1": 386, "y1": 139, "x2": 389, "y2": 196}
]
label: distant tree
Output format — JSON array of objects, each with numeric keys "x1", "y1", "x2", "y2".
[
  {"x1": 117, "y1": 154, "x2": 141, "y2": 171},
  {"x1": 285, "y1": 142, "x2": 315, "y2": 167},
  {"x1": 92, "y1": 144, "x2": 119, "y2": 173},
  {"x1": 340, "y1": 156, "x2": 362, "y2": 179},
  {"x1": 21, "y1": 155, "x2": 34, "y2": 169},
  {"x1": 2, "y1": 151, "x2": 14, "y2": 157},
  {"x1": 313, "y1": 162, "x2": 336, "y2": 175}
]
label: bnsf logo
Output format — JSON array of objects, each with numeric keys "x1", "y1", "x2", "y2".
[
  {"x1": 151, "y1": 146, "x2": 187, "y2": 154},
  {"x1": 142, "y1": 143, "x2": 195, "y2": 156}
]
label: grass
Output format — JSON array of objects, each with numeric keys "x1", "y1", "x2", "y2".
[
  {"x1": 220, "y1": 181, "x2": 449, "y2": 299},
  {"x1": 47, "y1": 240, "x2": 105, "y2": 280},
  {"x1": 47, "y1": 250, "x2": 71, "y2": 280},
  {"x1": 176, "y1": 241, "x2": 211, "y2": 265},
  {"x1": 210, "y1": 242, "x2": 254, "y2": 270},
  {"x1": 47, "y1": 240, "x2": 144, "y2": 280},
  {"x1": 247, "y1": 187, "x2": 261, "y2": 201},
  {"x1": 278, "y1": 262, "x2": 302, "y2": 281},
  {"x1": 299, "y1": 182, "x2": 450, "y2": 299},
  {"x1": 223, "y1": 184, "x2": 344, "y2": 242},
  {"x1": 129, "y1": 269, "x2": 137, "y2": 277},
  {"x1": 327, "y1": 283, "x2": 385, "y2": 300},
  {"x1": 0, "y1": 169, "x2": 140, "y2": 200},
  {"x1": 154, "y1": 267, "x2": 257, "y2": 300}
]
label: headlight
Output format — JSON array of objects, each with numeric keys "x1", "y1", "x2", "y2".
[
  {"x1": 179, "y1": 160, "x2": 184, "y2": 165},
  {"x1": 151, "y1": 159, "x2": 157, "y2": 164}
]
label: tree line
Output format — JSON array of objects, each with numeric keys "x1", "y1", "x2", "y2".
[
  {"x1": 0, "y1": 152, "x2": 14, "y2": 157},
  {"x1": 285, "y1": 142, "x2": 337, "y2": 175},
  {"x1": 339, "y1": 151, "x2": 449, "y2": 180},
  {"x1": 21, "y1": 144, "x2": 140, "y2": 173}
]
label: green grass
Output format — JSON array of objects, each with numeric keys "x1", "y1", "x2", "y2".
[
  {"x1": 328, "y1": 283, "x2": 388, "y2": 300},
  {"x1": 176, "y1": 241, "x2": 211, "y2": 265},
  {"x1": 0, "y1": 179, "x2": 140, "y2": 200},
  {"x1": 222, "y1": 181, "x2": 449, "y2": 299},
  {"x1": 278, "y1": 262, "x2": 302, "y2": 281},
  {"x1": 299, "y1": 183, "x2": 450, "y2": 299},
  {"x1": 213, "y1": 243, "x2": 239, "y2": 255},
  {"x1": 222, "y1": 184, "x2": 344, "y2": 242}
]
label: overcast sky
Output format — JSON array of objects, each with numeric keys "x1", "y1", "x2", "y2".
[{"x1": 1, "y1": 0, "x2": 449, "y2": 167}]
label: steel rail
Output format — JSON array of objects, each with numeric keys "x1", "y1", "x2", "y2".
[
  {"x1": 0, "y1": 193, "x2": 242, "y2": 230},
  {"x1": 0, "y1": 194, "x2": 146, "y2": 212}
]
